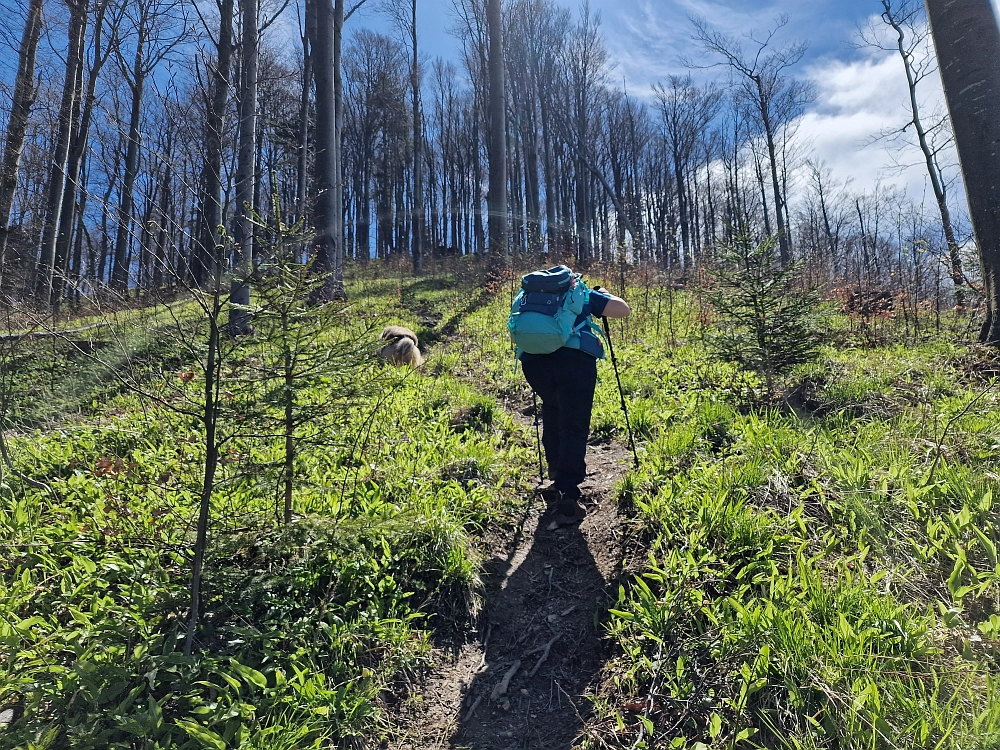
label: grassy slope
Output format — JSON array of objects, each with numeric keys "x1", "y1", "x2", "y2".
[
  {"x1": 583, "y1": 296, "x2": 1000, "y2": 749},
  {"x1": 2, "y1": 266, "x2": 1000, "y2": 749},
  {"x1": 425, "y1": 268, "x2": 1000, "y2": 749},
  {"x1": 0, "y1": 272, "x2": 534, "y2": 749}
]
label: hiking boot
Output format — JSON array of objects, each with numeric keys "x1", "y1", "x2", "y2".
[
  {"x1": 538, "y1": 484, "x2": 580, "y2": 504},
  {"x1": 548, "y1": 496, "x2": 587, "y2": 529},
  {"x1": 536, "y1": 483, "x2": 560, "y2": 504}
]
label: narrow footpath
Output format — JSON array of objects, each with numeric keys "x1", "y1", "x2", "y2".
[{"x1": 385, "y1": 425, "x2": 633, "y2": 749}]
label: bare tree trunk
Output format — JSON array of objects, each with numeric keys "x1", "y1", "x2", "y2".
[
  {"x1": 283, "y1": 336, "x2": 294, "y2": 523},
  {"x1": 0, "y1": 0, "x2": 44, "y2": 288},
  {"x1": 111, "y1": 25, "x2": 147, "y2": 292},
  {"x1": 195, "y1": 0, "x2": 234, "y2": 287},
  {"x1": 884, "y1": 2, "x2": 965, "y2": 306},
  {"x1": 473, "y1": 110, "x2": 484, "y2": 254},
  {"x1": 756, "y1": 77, "x2": 790, "y2": 266},
  {"x1": 184, "y1": 299, "x2": 221, "y2": 657},
  {"x1": 523, "y1": 96, "x2": 541, "y2": 255},
  {"x1": 36, "y1": 0, "x2": 88, "y2": 300},
  {"x1": 297, "y1": 7, "x2": 312, "y2": 222},
  {"x1": 925, "y1": 0, "x2": 1000, "y2": 341},
  {"x1": 228, "y1": 0, "x2": 258, "y2": 335},
  {"x1": 153, "y1": 133, "x2": 173, "y2": 293},
  {"x1": 487, "y1": 0, "x2": 508, "y2": 260},
  {"x1": 53, "y1": 0, "x2": 111, "y2": 309},
  {"x1": 674, "y1": 150, "x2": 690, "y2": 267},
  {"x1": 409, "y1": 0, "x2": 424, "y2": 273},
  {"x1": 540, "y1": 98, "x2": 556, "y2": 254},
  {"x1": 70, "y1": 155, "x2": 88, "y2": 303},
  {"x1": 309, "y1": 0, "x2": 346, "y2": 299}
]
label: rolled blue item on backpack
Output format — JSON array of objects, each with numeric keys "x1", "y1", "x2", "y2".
[{"x1": 520, "y1": 265, "x2": 574, "y2": 294}]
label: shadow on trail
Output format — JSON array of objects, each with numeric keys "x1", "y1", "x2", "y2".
[
  {"x1": 412, "y1": 289, "x2": 491, "y2": 349},
  {"x1": 453, "y1": 511, "x2": 609, "y2": 749}
]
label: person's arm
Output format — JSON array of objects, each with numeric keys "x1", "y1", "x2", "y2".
[{"x1": 591, "y1": 287, "x2": 631, "y2": 318}]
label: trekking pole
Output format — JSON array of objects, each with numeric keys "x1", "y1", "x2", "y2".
[
  {"x1": 602, "y1": 316, "x2": 640, "y2": 469},
  {"x1": 532, "y1": 390, "x2": 544, "y2": 485}
]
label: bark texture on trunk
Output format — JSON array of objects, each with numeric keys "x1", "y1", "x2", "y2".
[
  {"x1": 486, "y1": 0, "x2": 508, "y2": 260},
  {"x1": 53, "y1": 0, "x2": 110, "y2": 308},
  {"x1": 184, "y1": 303, "x2": 221, "y2": 657},
  {"x1": 195, "y1": 0, "x2": 234, "y2": 288},
  {"x1": 296, "y1": 11, "x2": 312, "y2": 223},
  {"x1": 924, "y1": 0, "x2": 1000, "y2": 341},
  {"x1": 309, "y1": 0, "x2": 345, "y2": 300},
  {"x1": 228, "y1": 0, "x2": 258, "y2": 335},
  {"x1": 409, "y1": 0, "x2": 424, "y2": 274},
  {"x1": 111, "y1": 21, "x2": 147, "y2": 292},
  {"x1": 36, "y1": 0, "x2": 87, "y2": 300},
  {"x1": 0, "y1": 0, "x2": 44, "y2": 285}
]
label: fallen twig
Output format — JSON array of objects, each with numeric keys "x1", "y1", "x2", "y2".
[
  {"x1": 463, "y1": 694, "x2": 484, "y2": 722},
  {"x1": 490, "y1": 659, "x2": 521, "y2": 701},
  {"x1": 0, "y1": 321, "x2": 109, "y2": 342},
  {"x1": 476, "y1": 623, "x2": 493, "y2": 671},
  {"x1": 527, "y1": 634, "x2": 560, "y2": 677}
]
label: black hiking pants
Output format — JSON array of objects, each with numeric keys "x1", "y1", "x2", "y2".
[{"x1": 520, "y1": 347, "x2": 598, "y2": 500}]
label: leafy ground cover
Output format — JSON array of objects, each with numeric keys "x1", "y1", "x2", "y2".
[
  {"x1": 575, "y1": 288, "x2": 1000, "y2": 749},
  {"x1": 410, "y1": 264, "x2": 1000, "y2": 749},
  {"x1": 3, "y1": 262, "x2": 1000, "y2": 750},
  {"x1": 0, "y1": 268, "x2": 534, "y2": 748}
]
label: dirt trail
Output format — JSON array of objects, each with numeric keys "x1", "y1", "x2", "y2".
[{"x1": 385, "y1": 421, "x2": 633, "y2": 750}]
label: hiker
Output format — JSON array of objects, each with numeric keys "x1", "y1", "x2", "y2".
[{"x1": 508, "y1": 266, "x2": 631, "y2": 527}]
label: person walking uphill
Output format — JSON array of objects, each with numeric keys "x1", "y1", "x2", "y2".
[{"x1": 508, "y1": 266, "x2": 631, "y2": 527}]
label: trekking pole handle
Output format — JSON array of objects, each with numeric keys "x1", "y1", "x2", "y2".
[{"x1": 601, "y1": 316, "x2": 615, "y2": 361}]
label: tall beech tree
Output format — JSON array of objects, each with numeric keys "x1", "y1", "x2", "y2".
[
  {"x1": 0, "y1": 0, "x2": 44, "y2": 286},
  {"x1": 52, "y1": 0, "x2": 116, "y2": 309},
  {"x1": 925, "y1": 0, "x2": 1000, "y2": 342},
  {"x1": 228, "y1": 0, "x2": 259, "y2": 335},
  {"x1": 308, "y1": 0, "x2": 370, "y2": 298},
  {"x1": 194, "y1": 0, "x2": 235, "y2": 288},
  {"x1": 35, "y1": 0, "x2": 88, "y2": 301},
  {"x1": 486, "y1": 0, "x2": 507, "y2": 259}
]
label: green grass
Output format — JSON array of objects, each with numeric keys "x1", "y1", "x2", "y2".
[
  {"x1": 0, "y1": 275, "x2": 534, "y2": 748},
  {"x1": 3, "y1": 264, "x2": 1000, "y2": 748},
  {"x1": 570, "y1": 280, "x2": 1000, "y2": 749}
]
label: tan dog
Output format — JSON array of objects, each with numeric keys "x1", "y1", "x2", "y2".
[{"x1": 378, "y1": 325, "x2": 423, "y2": 367}]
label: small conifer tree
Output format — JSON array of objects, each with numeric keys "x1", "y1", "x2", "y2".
[
  {"x1": 702, "y1": 232, "x2": 821, "y2": 393},
  {"x1": 233, "y1": 203, "x2": 378, "y2": 524}
]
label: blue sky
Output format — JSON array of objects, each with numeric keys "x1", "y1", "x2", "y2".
[
  {"x1": 345, "y1": 0, "x2": 999, "y2": 207},
  {"x1": 5, "y1": 0, "x2": 999, "y2": 209},
  {"x1": 349, "y1": 0, "x2": 887, "y2": 88}
]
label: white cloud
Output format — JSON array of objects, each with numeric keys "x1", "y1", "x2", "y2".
[{"x1": 798, "y1": 43, "x2": 963, "y2": 209}]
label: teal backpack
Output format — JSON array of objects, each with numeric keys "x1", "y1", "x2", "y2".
[{"x1": 507, "y1": 266, "x2": 605, "y2": 358}]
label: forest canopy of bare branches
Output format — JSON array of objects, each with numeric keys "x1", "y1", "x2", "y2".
[{"x1": 0, "y1": 0, "x2": 976, "y2": 324}]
